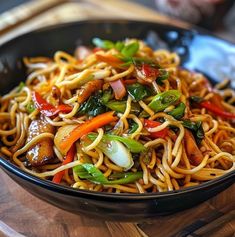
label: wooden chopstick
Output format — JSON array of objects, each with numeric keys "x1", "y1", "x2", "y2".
[
  {"x1": 173, "y1": 207, "x2": 235, "y2": 237},
  {"x1": 0, "y1": 0, "x2": 66, "y2": 35}
]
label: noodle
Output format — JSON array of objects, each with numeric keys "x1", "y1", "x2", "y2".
[{"x1": 0, "y1": 38, "x2": 234, "y2": 194}]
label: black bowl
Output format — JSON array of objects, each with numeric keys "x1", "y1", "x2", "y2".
[{"x1": 0, "y1": 20, "x2": 234, "y2": 221}]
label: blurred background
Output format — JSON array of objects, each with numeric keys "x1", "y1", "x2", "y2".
[{"x1": 0, "y1": 0, "x2": 234, "y2": 44}]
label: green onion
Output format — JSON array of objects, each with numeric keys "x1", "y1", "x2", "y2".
[
  {"x1": 17, "y1": 82, "x2": 25, "y2": 92},
  {"x1": 92, "y1": 38, "x2": 114, "y2": 49},
  {"x1": 168, "y1": 102, "x2": 186, "y2": 120},
  {"x1": 148, "y1": 90, "x2": 181, "y2": 112},
  {"x1": 26, "y1": 101, "x2": 35, "y2": 113},
  {"x1": 88, "y1": 133, "x2": 146, "y2": 153},
  {"x1": 73, "y1": 164, "x2": 142, "y2": 184}
]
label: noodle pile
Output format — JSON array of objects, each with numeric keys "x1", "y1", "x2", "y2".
[{"x1": 0, "y1": 39, "x2": 234, "y2": 194}]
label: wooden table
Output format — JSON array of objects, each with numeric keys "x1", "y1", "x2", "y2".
[{"x1": 0, "y1": 1, "x2": 234, "y2": 236}]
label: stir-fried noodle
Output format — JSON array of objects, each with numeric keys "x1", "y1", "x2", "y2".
[{"x1": 0, "y1": 39, "x2": 234, "y2": 193}]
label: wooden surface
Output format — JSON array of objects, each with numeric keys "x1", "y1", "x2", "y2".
[
  {"x1": 0, "y1": 170, "x2": 234, "y2": 237},
  {"x1": 0, "y1": 1, "x2": 234, "y2": 236}
]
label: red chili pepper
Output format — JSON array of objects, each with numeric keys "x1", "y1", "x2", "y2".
[
  {"x1": 144, "y1": 119, "x2": 169, "y2": 139},
  {"x1": 52, "y1": 144, "x2": 76, "y2": 184},
  {"x1": 32, "y1": 91, "x2": 72, "y2": 117},
  {"x1": 141, "y1": 64, "x2": 159, "y2": 78},
  {"x1": 200, "y1": 101, "x2": 235, "y2": 119}
]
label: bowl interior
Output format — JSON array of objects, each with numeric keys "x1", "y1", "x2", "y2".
[{"x1": 0, "y1": 20, "x2": 234, "y2": 199}]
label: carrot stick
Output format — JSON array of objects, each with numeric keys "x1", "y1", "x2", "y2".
[
  {"x1": 184, "y1": 129, "x2": 203, "y2": 166},
  {"x1": 96, "y1": 54, "x2": 123, "y2": 67},
  {"x1": 59, "y1": 111, "x2": 117, "y2": 154},
  {"x1": 52, "y1": 144, "x2": 76, "y2": 184}
]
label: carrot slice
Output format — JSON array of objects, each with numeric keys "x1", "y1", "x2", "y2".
[
  {"x1": 59, "y1": 111, "x2": 118, "y2": 154},
  {"x1": 96, "y1": 54, "x2": 123, "y2": 67}
]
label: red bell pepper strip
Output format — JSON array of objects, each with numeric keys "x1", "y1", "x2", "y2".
[
  {"x1": 210, "y1": 93, "x2": 224, "y2": 110},
  {"x1": 32, "y1": 91, "x2": 72, "y2": 117},
  {"x1": 144, "y1": 119, "x2": 169, "y2": 139},
  {"x1": 141, "y1": 63, "x2": 159, "y2": 78},
  {"x1": 109, "y1": 79, "x2": 126, "y2": 100},
  {"x1": 200, "y1": 101, "x2": 235, "y2": 119},
  {"x1": 59, "y1": 111, "x2": 118, "y2": 154},
  {"x1": 52, "y1": 144, "x2": 76, "y2": 184}
]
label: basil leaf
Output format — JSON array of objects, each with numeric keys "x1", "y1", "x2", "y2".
[
  {"x1": 168, "y1": 102, "x2": 186, "y2": 120},
  {"x1": 121, "y1": 42, "x2": 139, "y2": 58},
  {"x1": 189, "y1": 96, "x2": 204, "y2": 104},
  {"x1": 195, "y1": 121, "x2": 204, "y2": 144},
  {"x1": 127, "y1": 83, "x2": 151, "y2": 102},
  {"x1": 128, "y1": 121, "x2": 139, "y2": 134},
  {"x1": 78, "y1": 92, "x2": 106, "y2": 116},
  {"x1": 156, "y1": 69, "x2": 169, "y2": 85},
  {"x1": 182, "y1": 120, "x2": 204, "y2": 145},
  {"x1": 115, "y1": 41, "x2": 125, "y2": 51},
  {"x1": 182, "y1": 120, "x2": 197, "y2": 130}
]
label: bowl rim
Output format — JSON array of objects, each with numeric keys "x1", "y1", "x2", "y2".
[{"x1": 0, "y1": 19, "x2": 234, "y2": 200}]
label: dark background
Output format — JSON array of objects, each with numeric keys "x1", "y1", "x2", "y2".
[{"x1": 0, "y1": 0, "x2": 30, "y2": 14}]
